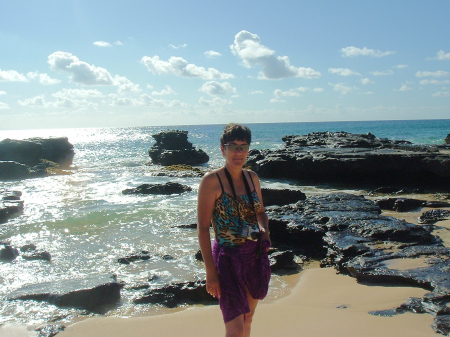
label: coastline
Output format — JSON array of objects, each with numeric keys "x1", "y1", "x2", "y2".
[
  {"x1": 56, "y1": 194, "x2": 450, "y2": 337},
  {"x1": 1, "y1": 123, "x2": 449, "y2": 336},
  {"x1": 56, "y1": 267, "x2": 435, "y2": 337}
]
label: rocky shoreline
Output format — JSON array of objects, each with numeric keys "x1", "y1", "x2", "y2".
[
  {"x1": 247, "y1": 131, "x2": 450, "y2": 190},
  {"x1": 1, "y1": 130, "x2": 450, "y2": 336}
]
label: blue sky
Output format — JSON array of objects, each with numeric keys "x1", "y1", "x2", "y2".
[{"x1": 1, "y1": 1, "x2": 449, "y2": 129}]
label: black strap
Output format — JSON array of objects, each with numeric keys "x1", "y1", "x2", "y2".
[
  {"x1": 223, "y1": 167, "x2": 257, "y2": 220},
  {"x1": 215, "y1": 173, "x2": 224, "y2": 193},
  {"x1": 242, "y1": 171, "x2": 255, "y2": 208}
]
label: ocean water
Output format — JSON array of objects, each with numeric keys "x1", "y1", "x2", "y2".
[{"x1": 0, "y1": 119, "x2": 449, "y2": 331}]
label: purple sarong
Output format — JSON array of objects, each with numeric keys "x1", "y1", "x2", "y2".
[{"x1": 212, "y1": 240, "x2": 271, "y2": 323}]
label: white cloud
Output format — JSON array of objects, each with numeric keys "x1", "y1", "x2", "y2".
[
  {"x1": 329, "y1": 83, "x2": 352, "y2": 95},
  {"x1": 114, "y1": 75, "x2": 141, "y2": 93},
  {"x1": 0, "y1": 69, "x2": 28, "y2": 82},
  {"x1": 328, "y1": 68, "x2": 361, "y2": 76},
  {"x1": 340, "y1": 46, "x2": 395, "y2": 57},
  {"x1": 48, "y1": 51, "x2": 139, "y2": 92},
  {"x1": 199, "y1": 96, "x2": 231, "y2": 106},
  {"x1": 416, "y1": 70, "x2": 450, "y2": 78},
  {"x1": 270, "y1": 98, "x2": 286, "y2": 103},
  {"x1": 27, "y1": 72, "x2": 61, "y2": 85},
  {"x1": 274, "y1": 89, "x2": 299, "y2": 98},
  {"x1": 230, "y1": 30, "x2": 320, "y2": 80},
  {"x1": 48, "y1": 51, "x2": 115, "y2": 85},
  {"x1": 361, "y1": 78, "x2": 373, "y2": 85},
  {"x1": 420, "y1": 79, "x2": 450, "y2": 85},
  {"x1": 199, "y1": 81, "x2": 237, "y2": 96},
  {"x1": 94, "y1": 41, "x2": 112, "y2": 47},
  {"x1": 432, "y1": 91, "x2": 450, "y2": 97},
  {"x1": 274, "y1": 87, "x2": 309, "y2": 98},
  {"x1": 249, "y1": 90, "x2": 263, "y2": 94},
  {"x1": 399, "y1": 84, "x2": 413, "y2": 91},
  {"x1": 152, "y1": 86, "x2": 176, "y2": 96},
  {"x1": 52, "y1": 88, "x2": 104, "y2": 99},
  {"x1": 0, "y1": 102, "x2": 9, "y2": 109},
  {"x1": 18, "y1": 95, "x2": 49, "y2": 107},
  {"x1": 204, "y1": 50, "x2": 222, "y2": 58},
  {"x1": 109, "y1": 93, "x2": 185, "y2": 108},
  {"x1": 314, "y1": 87, "x2": 324, "y2": 92},
  {"x1": 114, "y1": 41, "x2": 123, "y2": 46},
  {"x1": 141, "y1": 55, "x2": 234, "y2": 80},
  {"x1": 396, "y1": 64, "x2": 408, "y2": 69},
  {"x1": 169, "y1": 43, "x2": 187, "y2": 49},
  {"x1": 0, "y1": 91, "x2": 6, "y2": 95},
  {"x1": 18, "y1": 90, "x2": 103, "y2": 109},
  {"x1": 370, "y1": 70, "x2": 394, "y2": 76},
  {"x1": 433, "y1": 50, "x2": 450, "y2": 61},
  {"x1": 359, "y1": 91, "x2": 374, "y2": 95}
]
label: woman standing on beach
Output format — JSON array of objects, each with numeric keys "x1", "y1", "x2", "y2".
[{"x1": 197, "y1": 123, "x2": 271, "y2": 337}]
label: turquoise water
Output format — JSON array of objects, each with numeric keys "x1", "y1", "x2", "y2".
[{"x1": 0, "y1": 119, "x2": 449, "y2": 331}]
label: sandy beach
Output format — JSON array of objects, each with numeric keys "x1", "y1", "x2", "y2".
[{"x1": 54, "y1": 267, "x2": 436, "y2": 337}]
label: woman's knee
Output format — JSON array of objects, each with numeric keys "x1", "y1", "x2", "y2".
[{"x1": 225, "y1": 315, "x2": 245, "y2": 337}]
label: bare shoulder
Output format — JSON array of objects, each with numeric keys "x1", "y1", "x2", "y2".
[
  {"x1": 199, "y1": 169, "x2": 222, "y2": 189},
  {"x1": 245, "y1": 169, "x2": 260, "y2": 182}
]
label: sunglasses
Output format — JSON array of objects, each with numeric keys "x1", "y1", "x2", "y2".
[{"x1": 224, "y1": 143, "x2": 250, "y2": 152}]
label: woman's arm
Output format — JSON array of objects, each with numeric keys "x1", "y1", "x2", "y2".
[
  {"x1": 250, "y1": 171, "x2": 271, "y2": 248},
  {"x1": 197, "y1": 172, "x2": 221, "y2": 298}
]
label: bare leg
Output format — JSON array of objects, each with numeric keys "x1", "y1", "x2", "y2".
[
  {"x1": 225, "y1": 314, "x2": 245, "y2": 337},
  {"x1": 224, "y1": 288, "x2": 259, "y2": 337},
  {"x1": 243, "y1": 288, "x2": 258, "y2": 337}
]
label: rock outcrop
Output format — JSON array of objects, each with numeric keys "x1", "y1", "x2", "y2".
[
  {"x1": 246, "y1": 131, "x2": 450, "y2": 190},
  {"x1": 0, "y1": 190, "x2": 24, "y2": 224},
  {"x1": 7, "y1": 274, "x2": 123, "y2": 312},
  {"x1": 0, "y1": 137, "x2": 74, "y2": 181},
  {"x1": 262, "y1": 188, "x2": 306, "y2": 206},
  {"x1": 446, "y1": 133, "x2": 450, "y2": 144},
  {"x1": 134, "y1": 280, "x2": 216, "y2": 307},
  {"x1": 122, "y1": 182, "x2": 192, "y2": 195},
  {"x1": 0, "y1": 137, "x2": 74, "y2": 167},
  {"x1": 148, "y1": 130, "x2": 209, "y2": 166},
  {"x1": 264, "y1": 192, "x2": 449, "y2": 335},
  {"x1": 0, "y1": 242, "x2": 51, "y2": 263}
]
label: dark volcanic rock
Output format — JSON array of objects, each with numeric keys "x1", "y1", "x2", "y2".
[
  {"x1": 418, "y1": 209, "x2": 450, "y2": 224},
  {"x1": 133, "y1": 280, "x2": 216, "y2": 307},
  {"x1": 118, "y1": 251, "x2": 151, "y2": 264},
  {"x1": 345, "y1": 249, "x2": 450, "y2": 334},
  {"x1": 266, "y1": 193, "x2": 436, "y2": 266},
  {"x1": 0, "y1": 137, "x2": 74, "y2": 168},
  {"x1": 446, "y1": 134, "x2": 450, "y2": 144},
  {"x1": 0, "y1": 137, "x2": 74, "y2": 181},
  {"x1": 262, "y1": 188, "x2": 306, "y2": 206},
  {"x1": 0, "y1": 193, "x2": 24, "y2": 224},
  {"x1": 0, "y1": 244, "x2": 19, "y2": 262},
  {"x1": 269, "y1": 250, "x2": 299, "y2": 273},
  {"x1": 377, "y1": 198, "x2": 450, "y2": 212},
  {"x1": 122, "y1": 182, "x2": 192, "y2": 195},
  {"x1": 36, "y1": 324, "x2": 65, "y2": 337},
  {"x1": 0, "y1": 161, "x2": 33, "y2": 180},
  {"x1": 7, "y1": 274, "x2": 123, "y2": 312},
  {"x1": 149, "y1": 130, "x2": 209, "y2": 166},
  {"x1": 246, "y1": 131, "x2": 450, "y2": 190},
  {"x1": 22, "y1": 250, "x2": 52, "y2": 262}
]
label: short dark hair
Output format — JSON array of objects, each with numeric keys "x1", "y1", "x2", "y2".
[{"x1": 220, "y1": 123, "x2": 252, "y2": 146}]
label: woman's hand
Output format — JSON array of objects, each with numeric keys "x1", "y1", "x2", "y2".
[
  {"x1": 259, "y1": 228, "x2": 271, "y2": 252},
  {"x1": 206, "y1": 268, "x2": 221, "y2": 298}
]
